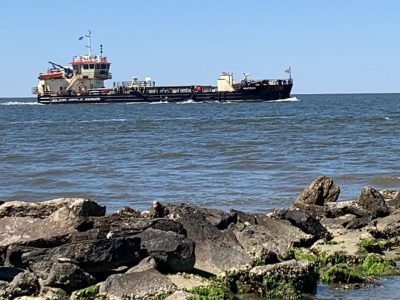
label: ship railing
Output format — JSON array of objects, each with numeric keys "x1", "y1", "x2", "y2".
[
  {"x1": 245, "y1": 79, "x2": 293, "y2": 86},
  {"x1": 113, "y1": 80, "x2": 156, "y2": 88}
]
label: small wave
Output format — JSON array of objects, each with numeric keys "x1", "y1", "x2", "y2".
[
  {"x1": 272, "y1": 96, "x2": 300, "y2": 102},
  {"x1": 0, "y1": 101, "x2": 43, "y2": 105}
]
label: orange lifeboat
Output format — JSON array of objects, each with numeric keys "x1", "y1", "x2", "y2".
[{"x1": 38, "y1": 69, "x2": 64, "y2": 80}]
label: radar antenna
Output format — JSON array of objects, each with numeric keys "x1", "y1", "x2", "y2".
[{"x1": 243, "y1": 72, "x2": 251, "y2": 82}]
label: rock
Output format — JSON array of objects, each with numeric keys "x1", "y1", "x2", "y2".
[
  {"x1": 358, "y1": 187, "x2": 389, "y2": 219},
  {"x1": 44, "y1": 262, "x2": 96, "y2": 292},
  {"x1": 110, "y1": 206, "x2": 141, "y2": 218},
  {"x1": 0, "y1": 266, "x2": 24, "y2": 282},
  {"x1": 137, "y1": 228, "x2": 195, "y2": 273},
  {"x1": 249, "y1": 259, "x2": 318, "y2": 295},
  {"x1": 6, "y1": 271, "x2": 39, "y2": 299},
  {"x1": 345, "y1": 215, "x2": 373, "y2": 230},
  {"x1": 38, "y1": 287, "x2": 69, "y2": 300},
  {"x1": 369, "y1": 213, "x2": 400, "y2": 239},
  {"x1": 164, "y1": 204, "x2": 252, "y2": 274},
  {"x1": 0, "y1": 280, "x2": 10, "y2": 299},
  {"x1": 320, "y1": 214, "x2": 357, "y2": 237},
  {"x1": 233, "y1": 214, "x2": 314, "y2": 260},
  {"x1": 91, "y1": 216, "x2": 187, "y2": 238},
  {"x1": 0, "y1": 199, "x2": 106, "y2": 249},
  {"x1": 290, "y1": 203, "x2": 329, "y2": 219},
  {"x1": 0, "y1": 198, "x2": 105, "y2": 218},
  {"x1": 312, "y1": 230, "x2": 374, "y2": 260},
  {"x1": 380, "y1": 189, "x2": 400, "y2": 211},
  {"x1": 282, "y1": 208, "x2": 331, "y2": 240},
  {"x1": 165, "y1": 290, "x2": 194, "y2": 300},
  {"x1": 167, "y1": 273, "x2": 208, "y2": 290},
  {"x1": 148, "y1": 200, "x2": 170, "y2": 218},
  {"x1": 21, "y1": 230, "x2": 141, "y2": 277},
  {"x1": 127, "y1": 257, "x2": 158, "y2": 273},
  {"x1": 98, "y1": 269, "x2": 176, "y2": 299},
  {"x1": 295, "y1": 176, "x2": 340, "y2": 206}
]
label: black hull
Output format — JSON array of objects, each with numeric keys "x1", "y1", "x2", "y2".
[{"x1": 37, "y1": 83, "x2": 293, "y2": 104}]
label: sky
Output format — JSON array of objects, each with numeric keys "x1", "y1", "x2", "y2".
[{"x1": 1, "y1": 0, "x2": 399, "y2": 97}]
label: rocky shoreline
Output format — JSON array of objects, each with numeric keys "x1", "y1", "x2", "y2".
[{"x1": 1, "y1": 176, "x2": 400, "y2": 299}]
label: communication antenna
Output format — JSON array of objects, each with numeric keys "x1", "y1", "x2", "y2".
[{"x1": 78, "y1": 30, "x2": 92, "y2": 56}]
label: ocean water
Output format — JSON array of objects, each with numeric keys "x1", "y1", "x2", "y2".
[{"x1": 1, "y1": 94, "x2": 400, "y2": 298}]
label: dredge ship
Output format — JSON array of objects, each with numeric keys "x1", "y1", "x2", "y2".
[{"x1": 32, "y1": 32, "x2": 293, "y2": 104}]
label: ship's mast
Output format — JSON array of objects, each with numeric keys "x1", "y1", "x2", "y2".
[
  {"x1": 78, "y1": 30, "x2": 92, "y2": 56},
  {"x1": 85, "y1": 30, "x2": 92, "y2": 57}
]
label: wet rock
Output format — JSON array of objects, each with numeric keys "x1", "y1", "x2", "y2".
[
  {"x1": 295, "y1": 176, "x2": 340, "y2": 206},
  {"x1": 44, "y1": 262, "x2": 96, "y2": 292},
  {"x1": 0, "y1": 266, "x2": 24, "y2": 281},
  {"x1": 358, "y1": 187, "x2": 389, "y2": 219},
  {"x1": 6, "y1": 271, "x2": 39, "y2": 299},
  {"x1": 98, "y1": 269, "x2": 176, "y2": 299},
  {"x1": 249, "y1": 259, "x2": 318, "y2": 295},
  {"x1": 136, "y1": 228, "x2": 195, "y2": 273}
]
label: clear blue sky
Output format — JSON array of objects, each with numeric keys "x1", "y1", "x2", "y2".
[{"x1": 1, "y1": 0, "x2": 399, "y2": 97}]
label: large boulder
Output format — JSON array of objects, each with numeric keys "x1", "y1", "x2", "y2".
[
  {"x1": 358, "y1": 187, "x2": 389, "y2": 219},
  {"x1": 0, "y1": 198, "x2": 106, "y2": 248},
  {"x1": 43, "y1": 262, "x2": 96, "y2": 293},
  {"x1": 162, "y1": 204, "x2": 252, "y2": 274},
  {"x1": 232, "y1": 214, "x2": 314, "y2": 260},
  {"x1": 98, "y1": 269, "x2": 176, "y2": 299},
  {"x1": 280, "y1": 208, "x2": 331, "y2": 240},
  {"x1": 6, "y1": 271, "x2": 40, "y2": 299},
  {"x1": 136, "y1": 228, "x2": 195, "y2": 273},
  {"x1": 295, "y1": 176, "x2": 340, "y2": 206},
  {"x1": 368, "y1": 212, "x2": 400, "y2": 239},
  {"x1": 20, "y1": 230, "x2": 141, "y2": 277},
  {"x1": 249, "y1": 259, "x2": 318, "y2": 295},
  {"x1": 0, "y1": 198, "x2": 105, "y2": 218}
]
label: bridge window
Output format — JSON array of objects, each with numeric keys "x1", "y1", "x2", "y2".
[
  {"x1": 83, "y1": 64, "x2": 89, "y2": 69},
  {"x1": 90, "y1": 64, "x2": 94, "y2": 69}
]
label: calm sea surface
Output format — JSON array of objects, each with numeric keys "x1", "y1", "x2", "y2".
[{"x1": 1, "y1": 94, "x2": 400, "y2": 298}]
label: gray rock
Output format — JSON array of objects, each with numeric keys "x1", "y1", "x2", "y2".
[
  {"x1": 282, "y1": 208, "x2": 331, "y2": 240},
  {"x1": 369, "y1": 212, "x2": 400, "y2": 239},
  {"x1": 232, "y1": 215, "x2": 314, "y2": 260},
  {"x1": 358, "y1": 186, "x2": 389, "y2": 219},
  {"x1": 21, "y1": 230, "x2": 141, "y2": 276},
  {"x1": 0, "y1": 198, "x2": 105, "y2": 218},
  {"x1": 137, "y1": 228, "x2": 195, "y2": 273},
  {"x1": 249, "y1": 259, "x2": 318, "y2": 295},
  {"x1": 127, "y1": 257, "x2": 158, "y2": 273},
  {"x1": 295, "y1": 176, "x2": 340, "y2": 206},
  {"x1": 0, "y1": 280, "x2": 10, "y2": 299},
  {"x1": 7, "y1": 271, "x2": 39, "y2": 299},
  {"x1": 44, "y1": 262, "x2": 96, "y2": 292},
  {"x1": 99, "y1": 269, "x2": 176, "y2": 299},
  {"x1": 164, "y1": 204, "x2": 252, "y2": 274},
  {"x1": 165, "y1": 290, "x2": 194, "y2": 300}
]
